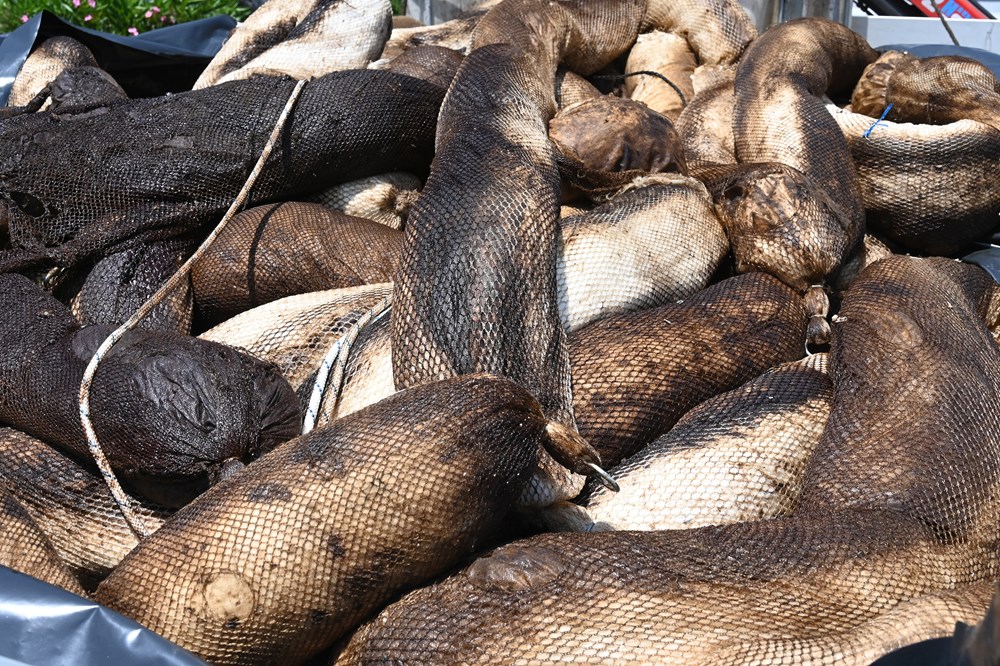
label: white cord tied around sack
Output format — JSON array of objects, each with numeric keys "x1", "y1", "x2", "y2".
[
  {"x1": 78, "y1": 79, "x2": 308, "y2": 540},
  {"x1": 302, "y1": 294, "x2": 392, "y2": 434}
]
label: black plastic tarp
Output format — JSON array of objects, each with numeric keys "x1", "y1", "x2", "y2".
[
  {"x1": 0, "y1": 566, "x2": 207, "y2": 665},
  {"x1": 0, "y1": 10, "x2": 236, "y2": 106}
]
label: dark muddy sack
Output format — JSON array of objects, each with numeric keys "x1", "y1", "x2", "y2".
[
  {"x1": 190, "y1": 202, "x2": 401, "y2": 329},
  {"x1": 0, "y1": 274, "x2": 302, "y2": 508},
  {"x1": 0, "y1": 68, "x2": 445, "y2": 284},
  {"x1": 66, "y1": 236, "x2": 197, "y2": 334}
]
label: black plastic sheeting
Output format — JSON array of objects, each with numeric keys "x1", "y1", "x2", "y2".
[
  {"x1": 0, "y1": 566, "x2": 207, "y2": 665},
  {"x1": 0, "y1": 10, "x2": 236, "y2": 106},
  {"x1": 870, "y1": 636, "x2": 957, "y2": 665}
]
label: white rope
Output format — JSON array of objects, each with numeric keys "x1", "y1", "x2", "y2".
[
  {"x1": 78, "y1": 79, "x2": 308, "y2": 539},
  {"x1": 302, "y1": 294, "x2": 392, "y2": 434}
]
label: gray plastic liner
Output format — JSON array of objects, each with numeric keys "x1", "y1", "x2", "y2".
[
  {"x1": 0, "y1": 567, "x2": 206, "y2": 666},
  {"x1": 963, "y1": 248, "x2": 1000, "y2": 285},
  {"x1": 877, "y1": 43, "x2": 1000, "y2": 76}
]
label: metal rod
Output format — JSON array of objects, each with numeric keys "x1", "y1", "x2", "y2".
[{"x1": 929, "y1": 0, "x2": 962, "y2": 45}]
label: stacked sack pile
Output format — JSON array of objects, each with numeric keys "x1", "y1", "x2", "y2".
[{"x1": 1, "y1": 0, "x2": 1000, "y2": 663}]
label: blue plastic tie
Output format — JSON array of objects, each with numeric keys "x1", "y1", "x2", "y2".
[{"x1": 863, "y1": 103, "x2": 893, "y2": 139}]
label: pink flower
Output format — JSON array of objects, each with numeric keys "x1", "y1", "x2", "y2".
[
  {"x1": 83, "y1": 14, "x2": 92, "y2": 21},
  {"x1": 72, "y1": 0, "x2": 80, "y2": 6},
  {"x1": 151, "y1": 6, "x2": 160, "y2": 11},
  {"x1": 20, "y1": 14, "x2": 29, "y2": 22},
  {"x1": 127, "y1": 27, "x2": 138, "y2": 35},
  {"x1": 144, "y1": 10, "x2": 152, "y2": 17},
  {"x1": 88, "y1": 0, "x2": 95, "y2": 5}
]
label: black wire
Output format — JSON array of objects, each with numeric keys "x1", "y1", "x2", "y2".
[{"x1": 590, "y1": 70, "x2": 687, "y2": 107}]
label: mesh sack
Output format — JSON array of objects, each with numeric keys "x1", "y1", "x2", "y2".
[
  {"x1": 190, "y1": 202, "x2": 400, "y2": 329},
  {"x1": 7, "y1": 64, "x2": 129, "y2": 117},
  {"x1": 674, "y1": 64, "x2": 737, "y2": 167},
  {"x1": 556, "y1": 173, "x2": 727, "y2": 332},
  {"x1": 0, "y1": 489, "x2": 85, "y2": 596},
  {"x1": 380, "y1": 45, "x2": 465, "y2": 90},
  {"x1": 380, "y1": 6, "x2": 490, "y2": 60},
  {"x1": 392, "y1": 0, "x2": 755, "y2": 510},
  {"x1": 193, "y1": 0, "x2": 391, "y2": 88},
  {"x1": 335, "y1": 258, "x2": 1000, "y2": 666},
  {"x1": 42, "y1": 65, "x2": 128, "y2": 111},
  {"x1": 95, "y1": 374, "x2": 562, "y2": 665},
  {"x1": 799, "y1": 256, "x2": 1000, "y2": 544},
  {"x1": 549, "y1": 95, "x2": 687, "y2": 197},
  {"x1": 0, "y1": 69, "x2": 444, "y2": 283},
  {"x1": 199, "y1": 283, "x2": 393, "y2": 414},
  {"x1": 0, "y1": 274, "x2": 302, "y2": 508},
  {"x1": 333, "y1": 311, "x2": 394, "y2": 423},
  {"x1": 7, "y1": 36, "x2": 99, "y2": 108},
  {"x1": 553, "y1": 68, "x2": 601, "y2": 110},
  {"x1": 569, "y1": 271, "x2": 807, "y2": 468},
  {"x1": 830, "y1": 107, "x2": 1000, "y2": 255},
  {"x1": 308, "y1": 172, "x2": 421, "y2": 231},
  {"x1": 852, "y1": 53, "x2": 1000, "y2": 132},
  {"x1": 551, "y1": 354, "x2": 831, "y2": 532},
  {"x1": 202, "y1": 290, "x2": 398, "y2": 430},
  {"x1": 66, "y1": 236, "x2": 195, "y2": 334},
  {"x1": 0, "y1": 427, "x2": 170, "y2": 590},
  {"x1": 624, "y1": 30, "x2": 696, "y2": 122}
]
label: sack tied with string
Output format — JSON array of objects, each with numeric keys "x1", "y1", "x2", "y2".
[
  {"x1": 0, "y1": 68, "x2": 445, "y2": 287},
  {"x1": 0, "y1": 274, "x2": 302, "y2": 508}
]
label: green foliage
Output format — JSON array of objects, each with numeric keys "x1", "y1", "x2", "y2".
[
  {"x1": 0, "y1": 0, "x2": 252, "y2": 36},
  {"x1": 391, "y1": 0, "x2": 405, "y2": 15}
]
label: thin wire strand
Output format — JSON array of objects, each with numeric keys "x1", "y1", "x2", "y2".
[
  {"x1": 590, "y1": 70, "x2": 687, "y2": 107},
  {"x1": 78, "y1": 79, "x2": 308, "y2": 539}
]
